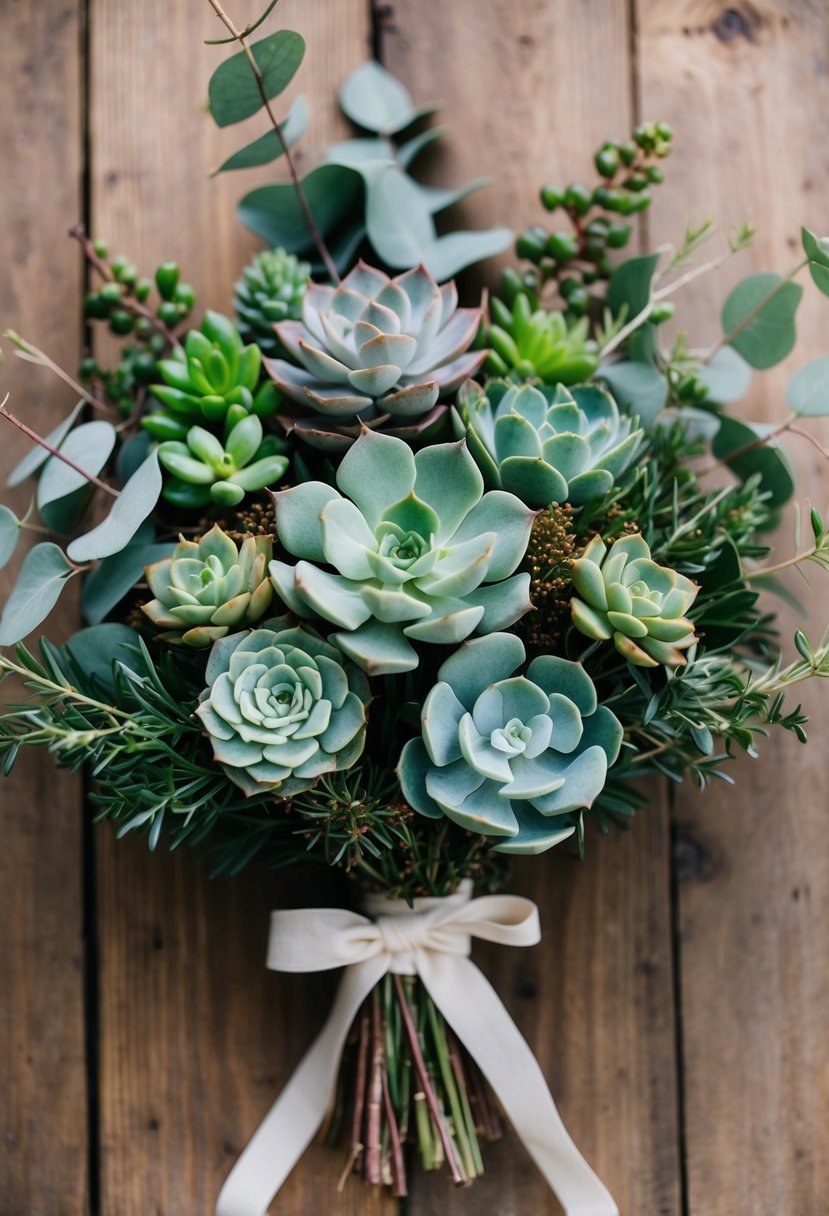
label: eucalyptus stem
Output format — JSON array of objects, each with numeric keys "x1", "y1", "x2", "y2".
[
  {"x1": 4, "y1": 330, "x2": 111, "y2": 415},
  {"x1": 205, "y1": 0, "x2": 341, "y2": 283},
  {"x1": 0, "y1": 396, "x2": 119, "y2": 499},
  {"x1": 695, "y1": 415, "x2": 794, "y2": 480}
]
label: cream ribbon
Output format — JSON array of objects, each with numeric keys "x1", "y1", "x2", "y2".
[{"x1": 216, "y1": 880, "x2": 618, "y2": 1216}]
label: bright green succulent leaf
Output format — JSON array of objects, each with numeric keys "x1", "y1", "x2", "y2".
[
  {"x1": 59, "y1": 623, "x2": 142, "y2": 695},
  {"x1": 598, "y1": 360, "x2": 667, "y2": 427},
  {"x1": 208, "y1": 30, "x2": 305, "y2": 127},
  {"x1": 36, "y1": 420, "x2": 116, "y2": 509},
  {"x1": 801, "y1": 225, "x2": 829, "y2": 268},
  {"x1": 785, "y1": 354, "x2": 829, "y2": 416},
  {"x1": 0, "y1": 542, "x2": 76, "y2": 645},
  {"x1": 712, "y1": 415, "x2": 795, "y2": 508},
  {"x1": 721, "y1": 273, "x2": 803, "y2": 369},
  {"x1": 808, "y1": 260, "x2": 829, "y2": 298},
  {"x1": 694, "y1": 345, "x2": 752, "y2": 404},
  {"x1": 366, "y1": 166, "x2": 436, "y2": 267},
  {"x1": 0, "y1": 504, "x2": 20, "y2": 569},
  {"x1": 339, "y1": 59, "x2": 432, "y2": 135},
  {"x1": 237, "y1": 163, "x2": 364, "y2": 258},
  {"x1": 607, "y1": 252, "x2": 661, "y2": 319},
  {"x1": 81, "y1": 529, "x2": 174, "y2": 626},
  {"x1": 212, "y1": 94, "x2": 308, "y2": 174},
  {"x1": 67, "y1": 452, "x2": 162, "y2": 562},
  {"x1": 6, "y1": 402, "x2": 83, "y2": 487}
]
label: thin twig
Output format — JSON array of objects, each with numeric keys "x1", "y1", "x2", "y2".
[
  {"x1": 337, "y1": 1009, "x2": 369, "y2": 1189},
  {"x1": 0, "y1": 396, "x2": 119, "y2": 499},
  {"x1": 68, "y1": 224, "x2": 182, "y2": 349},
  {"x1": 5, "y1": 333, "x2": 113, "y2": 417},
  {"x1": 364, "y1": 988, "x2": 384, "y2": 1185},
  {"x1": 381, "y1": 1048, "x2": 408, "y2": 1197},
  {"x1": 205, "y1": 0, "x2": 340, "y2": 283}
]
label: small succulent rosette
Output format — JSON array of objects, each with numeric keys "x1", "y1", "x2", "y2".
[
  {"x1": 233, "y1": 248, "x2": 310, "y2": 356},
  {"x1": 570, "y1": 533, "x2": 699, "y2": 666},
  {"x1": 196, "y1": 616, "x2": 370, "y2": 797},
  {"x1": 265, "y1": 261, "x2": 486, "y2": 450},
  {"x1": 398, "y1": 632, "x2": 622, "y2": 854},
  {"x1": 453, "y1": 380, "x2": 643, "y2": 508},
  {"x1": 148, "y1": 310, "x2": 264, "y2": 424},
  {"x1": 485, "y1": 291, "x2": 599, "y2": 384},
  {"x1": 142, "y1": 524, "x2": 273, "y2": 647},
  {"x1": 156, "y1": 414, "x2": 289, "y2": 508},
  {"x1": 269, "y1": 429, "x2": 534, "y2": 674}
]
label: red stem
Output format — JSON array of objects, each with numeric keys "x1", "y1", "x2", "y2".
[{"x1": 0, "y1": 400, "x2": 119, "y2": 498}]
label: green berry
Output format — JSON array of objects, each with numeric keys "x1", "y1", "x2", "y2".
[
  {"x1": 79, "y1": 356, "x2": 98, "y2": 379},
  {"x1": 655, "y1": 121, "x2": 673, "y2": 142},
  {"x1": 627, "y1": 193, "x2": 652, "y2": 213},
  {"x1": 645, "y1": 166, "x2": 664, "y2": 185},
  {"x1": 84, "y1": 292, "x2": 109, "y2": 320},
  {"x1": 546, "y1": 231, "x2": 579, "y2": 261},
  {"x1": 99, "y1": 281, "x2": 123, "y2": 304},
  {"x1": 108, "y1": 309, "x2": 134, "y2": 336},
  {"x1": 92, "y1": 238, "x2": 109, "y2": 259},
  {"x1": 566, "y1": 285, "x2": 590, "y2": 315},
  {"x1": 132, "y1": 351, "x2": 158, "y2": 382},
  {"x1": 135, "y1": 278, "x2": 152, "y2": 303},
  {"x1": 623, "y1": 174, "x2": 650, "y2": 193},
  {"x1": 516, "y1": 231, "x2": 546, "y2": 262},
  {"x1": 595, "y1": 145, "x2": 620, "y2": 177},
  {"x1": 650, "y1": 301, "x2": 676, "y2": 325},
  {"x1": 606, "y1": 223, "x2": 632, "y2": 249},
  {"x1": 156, "y1": 300, "x2": 179, "y2": 327},
  {"x1": 155, "y1": 261, "x2": 180, "y2": 301},
  {"x1": 618, "y1": 141, "x2": 637, "y2": 167},
  {"x1": 540, "y1": 184, "x2": 563, "y2": 211},
  {"x1": 174, "y1": 283, "x2": 195, "y2": 311},
  {"x1": 563, "y1": 182, "x2": 592, "y2": 216}
]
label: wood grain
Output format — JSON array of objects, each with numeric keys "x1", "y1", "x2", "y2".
[
  {"x1": 88, "y1": 3, "x2": 392, "y2": 1212},
  {"x1": 0, "y1": 2, "x2": 88, "y2": 1212},
  {"x1": 384, "y1": 5, "x2": 682, "y2": 1213},
  {"x1": 637, "y1": 3, "x2": 829, "y2": 1212}
]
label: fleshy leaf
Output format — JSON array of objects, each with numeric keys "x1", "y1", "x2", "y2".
[
  {"x1": 0, "y1": 543, "x2": 76, "y2": 644},
  {"x1": 67, "y1": 452, "x2": 162, "y2": 562}
]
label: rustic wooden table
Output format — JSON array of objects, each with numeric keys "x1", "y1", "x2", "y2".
[{"x1": 2, "y1": 3, "x2": 828, "y2": 1213}]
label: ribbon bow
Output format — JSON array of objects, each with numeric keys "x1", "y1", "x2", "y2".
[{"x1": 216, "y1": 881, "x2": 618, "y2": 1216}]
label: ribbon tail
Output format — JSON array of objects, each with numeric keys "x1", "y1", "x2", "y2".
[
  {"x1": 419, "y1": 952, "x2": 619, "y2": 1216},
  {"x1": 216, "y1": 956, "x2": 388, "y2": 1216}
]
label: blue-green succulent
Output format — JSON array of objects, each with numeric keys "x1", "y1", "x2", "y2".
[
  {"x1": 269, "y1": 428, "x2": 534, "y2": 675},
  {"x1": 196, "y1": 616, "x2": 370, "y2": 797},
  {"x1": 452, "y1": 380, "x2": 643, "y2": 508},
  {"x1": 571, "y1": 533, "x2": 699, "y2": 667},
  {"x1": 398, "y1": 632, "x2": 622, "y2": 853},
  {"x1": 157, "y1": 414, "x2": 289, "y2": 508}
]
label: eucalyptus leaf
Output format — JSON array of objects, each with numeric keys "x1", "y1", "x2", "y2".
[
  {"x1": 422, "y1": 227, "x2": 513, "y2": 282},
  {"x1": 6, "y1": 402, "x2": 83, "y2": 487},
  {"x1": 0, "y1": 543, "x2": 76, "y2": 645},
  {"x1": 36, "y1": 420, "x2": 116, "y2": 509},
  {"x1": 325, "y1": 137, "x2": 395, "y2": 167},
  {"x1": 116, "y1": 431, "x2": 151, "y2": 484},
  {"x1": 60, "y1": 623, "x2": 143, "y2": 696},
  {"x1": 40, "y1": 484, "x2": 96, "y2": 536},
  {"x1": 598, "y1": 360, "x2": 667, "y2": 427},
  {"x1": 416, "y1": 177, "x2": 490, "y2": 215},
  {"x1": 81, "y1": 527, "x2": 174, "y2": 625},
  {"x1": 339, "y1": 60, "x2": 430, "y2": 135},
  {"x1": 694, "y1": 346, "x2": 752, "y2": 405},
  {"x1": 0, "y1": 504, "x2": 20, "y2": 570},
  {"x1": 238, "y1": 164, "x2": 364, "y2": 261},
  {"x1": 786, "y1": 354, "x2": 829, "y2": 416},
  {"x1": 801, "y1": 225, "x2": 829, "y2": 268},
  {"x1": 67, "y1": 452, "x2": 162, "y2": 562},
  {"x1": 208, "y1": 30, "x2": 305, "y2": 127},
  {"x1": 721, "y1": 273, "x2": 802, "y2": 369},
  {"x1": 365, "y1": 166, "x2": 435, "y2": 268},
  {"x1": 396, "y1": 126, "x2": 447, "y2": 169},
  {"x1": 712, "y1": 415, "x2": 794, "y2": 508},
  {"x1": 212, "y1": 95, "x2": 308, "y2": 174},
  {"x1": 607, "y1": 252, "x2": 661, "y2": 319},
  {"x1": 808, "y1": 260, "x2": 829, "y2": 299}
]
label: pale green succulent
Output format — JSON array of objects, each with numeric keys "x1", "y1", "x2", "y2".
[
  {"x1": 398, "y1": 631, "x2": 622, "y2": 854},
  {"x1": 265, "y1": 261, "x2": 486, "y2": 450},
  {"x1": 142, "y1": 524, "x2": 273, "y2": 647},
  {"x1": 452, "y1": 380, "x2": 643, "y2": 508},
  {"x1": 233, "y1": 248, "x2": 310, "y2": 356},
  {"x1": 485, "y1": 293, "x2": 600, "y2": 384},
  {"x1": 269, "y1": 428, "x2": 534, "y2": 675},
  {"x1": 157, "y1": 414, "x2": 289, "y2": 508},
  {"x1": 571, "y1": 533, "x2": 699, "y2": 667},
  {"x1": 195, "y1": 616, "x2": 370, "y2": 797}
]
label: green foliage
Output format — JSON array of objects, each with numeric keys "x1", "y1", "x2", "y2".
[
  {"x1": 484, "y1": 292, "x2": 600, "y2": 384},
  {"x1": 786, "y1": 355, "x2": 829, "y2": 416},
  {"x1": 6, "y1": 404, "x2": 83, "y2": 486},
  {"x1": 0, "y1": 544, "x2": 76, "y2": 645},
  {"x1": 208, "y1": 30, "x2": 304, "y2": 127},
  {"x1": 148, "y1": 310, "x2": 263, "y2": 426},
  {"x1": 597, "y1": 360, "x2": 667, "y2": 427},
  {"x1": 711, "y1": 415, "x2": 795, "y2": 509},
  {"x1": 721, "y1": 273, "x2": 803, "y2": 369},
  {"x1": 66, "y1": 452, "x2": 162, "y2": 562},
  {"x1": 157, "y1": 415, "x2": 288, "y2": 508},
  {"x1": 0, "y1": 505, "x2": 20, "y2": 569},
  {"x1": 212, "y1": 94, "x2": 307, "y2": 174},
  {"x1": 233, "y1": 247, "x2": 310, "y2": 355}
]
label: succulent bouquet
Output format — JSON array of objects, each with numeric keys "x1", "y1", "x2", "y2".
[{"x1": 2, "y1": 5, "x2": 829, "y2": 1212}]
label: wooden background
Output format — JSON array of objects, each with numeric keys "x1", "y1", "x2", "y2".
[{"x1": 1, "y1": 1, "x2": 828, "y2": 1213}]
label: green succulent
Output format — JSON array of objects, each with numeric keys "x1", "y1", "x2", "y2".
[
  {"x1": 269, "y1": 428, "x2": 534, "y2": 675},
  {"x1": 141, "y1": 524, "x2": 273, "y2": 647},
  {"x1": 485, "y1": 293, "x2": 600, "y2": 384},
  {"x1": 195, "y1": 616, "x2": 370, "y2": 797},
  {"x1": 452, "y1": 380, "x2": 643, "y2": 508},
  {"x1": 398, "y1": 631, "x2": 622, "y2": 854},
  {"x1": 157, "y1": 414, "x2": 289, "y2": 509},
  {"x1": 571, "y1": 533, "x2": 699, "y2": 667},
  {"x1": 266, "y1": 261, "x2": 486, "y2": 451},
  {"x1": 148, "y1": 310, "x2": 264, "y2": 425},
  {"x1": 233, "y1": 248, "x2": 310, "y2": 356}
]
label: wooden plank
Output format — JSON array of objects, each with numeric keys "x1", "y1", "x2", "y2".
[
  {"x1": 88, "y1": 3, "x2": 398, "y2": 1212},
  {"x1": 384, "y1": 6, "x2": 683, "y2": 1214},
  {"x1": 636, "y1": 3, "x2": 829, "y2": 1212},
  {"x1": 0, "y1": 2, "x2": 89, "y2": 1211}
]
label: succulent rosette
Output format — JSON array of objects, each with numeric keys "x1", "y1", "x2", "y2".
[
  {"x1": 148, "y1": 310, "x2": 263, "y2": 424},
  {"x1": 156, "y1": 414, "x2": 289, "y2": 508},
  {"x1": 485, "y1": 293, "x2": 600, "y2": 384},
  {"x1": 265, "y1": 261, "x2": 487, "y2": 450},
  {"x1": 233, "y1": 248, "x2": 310, "y2": 356},
  {"x1": 195, "y1": 616, "x2": 370, "y2": 797},
  {"x1": 398, "y1": 632, "x2": 622, "y2": 854},
  {"x1": 142, "y1": 524, "x2": 273, "y2": 647},
  {"x1": 453, "y1": 380, "x2": 643, "y2": 508},
  {"x1": 571, "y1": 533, "x2": 699, "y2": 667},
  {"x1": 269, "y1": 429, "x2": 534, "y2": 675}
]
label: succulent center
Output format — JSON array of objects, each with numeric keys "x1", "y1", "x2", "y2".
[
  {"x1": 377, "y1": 527, "x2": 429, "y2": 570},
  {"x1": 628, "y1": 578, "x2": 661, "y2": 606},
  {"x1": 491, "y1": 716, "x2": 533, "y2": 757}
]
